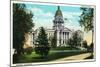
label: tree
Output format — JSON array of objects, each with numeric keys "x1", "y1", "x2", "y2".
[
  {"x1": 89, "y1": 42, "x2": 94, "y2": 52},
  {"x1": 73, "y1": 32, "x2": 82, "y2": 47},
  {"x1": 67, "y1": 32, "x2": 83, "y2": 48},
  {"x1": 67, "y1": 38, "x2": 74, "y2": 48},
  {"x1": 51, "y1": 30, "x2": 57, "y2": 48},
  {"x1": 35, "y1": 27, "x2": 50, "y2": 58},
  {"x1": 82, "y1": 40, "x2": 88, "y2": 50},
  {"x1": 13, "y1": 3, "x2": 34, "y2": 55},
  {"x1": 79, "y1": 7, "x2": 94, "y2": 48},
  {"x1": 79, "y1": 7, "x2": 94, "y2": 32}
]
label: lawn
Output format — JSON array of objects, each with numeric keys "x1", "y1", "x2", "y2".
[
  {"x1": 14, "y1": 49, "x2": 88, "y2": 63},
  {"x1": 51, "y1": 46, "x2": 80, "y2": 50}
]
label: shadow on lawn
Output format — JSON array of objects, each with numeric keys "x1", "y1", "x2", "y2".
[{"x1": 13, "y1": 50, "x2": 90, "y2": 63}]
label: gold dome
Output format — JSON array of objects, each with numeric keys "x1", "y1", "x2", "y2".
[{"x1": 55, "y1": 6, "x2": 62, "y2": 17}]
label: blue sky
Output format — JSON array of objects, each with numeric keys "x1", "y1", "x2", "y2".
[
  {"x1": 24, "y1": 3, "x2": 92, "y2": 45},
  {"x1": 25, "y1": 3, "x2": 83, "y2": 30}
]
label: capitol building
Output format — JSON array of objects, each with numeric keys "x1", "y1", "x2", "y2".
[{"x1": 23, "y1": 6, "x2": 83, "y2": 48}]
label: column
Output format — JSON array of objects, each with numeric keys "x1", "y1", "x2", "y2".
[
  {"x1": 65, "y1": 32, "x2": 67, "y2": 39},
  {"x1": 63, "y1": 32, "x2": 64, "y2": 45},
  {"x1": 61, "y1": 32, "x2": 63, "y2": 45},
  {"x1": 57, "y1": 30, "x2": 60, "y2": 46},
  {"x1": 63, "y1": 32, "x2": 65, "y2": 45},
  {"x1": 65, "y1": 32, "x2": 66, "y2": 45}
]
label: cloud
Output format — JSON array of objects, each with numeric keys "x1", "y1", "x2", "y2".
[
  {"x1": 31, "y1": 7, "x2": 82, "y2": 30},
  {"x1": 34, "y1": 17, "x2": 53, "y2": 30},
  {"x1": 31, "y1": 7, "x2": 54, "y2": 29},
  {"x1": 62, "y1": 11, "x2": 82, "y2": 19},
  {"x1": 31, "y1": 7, "x2": 42, "y2": 13},
  {"x1": 62, "y1": 11, "x2": 82, "y2": 31},
  {"x1": 31, "y1": 7, "x2": 53, "y2": 18}
]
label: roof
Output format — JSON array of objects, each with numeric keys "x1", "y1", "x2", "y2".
[
  {"x1": 63, "y1": 27, "x2": 72, "y2": 32},
  {"x1": 55, "y1": 6, "x2": 63, "y2": 17},
  {"x1": 46, "y1": 29, "x2": 55, "y2": 32}
]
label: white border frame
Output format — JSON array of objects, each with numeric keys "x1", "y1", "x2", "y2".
[{"x1": 10, "y1": 1, "x2": 96, "y2": 67}]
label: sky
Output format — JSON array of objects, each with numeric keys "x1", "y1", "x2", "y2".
[
  {"x1": 25, "y1": 4, "x2": 82, "y2": 30},
  {"x1": 24, "y1": 3, "x2": 93, "y2": 45}
]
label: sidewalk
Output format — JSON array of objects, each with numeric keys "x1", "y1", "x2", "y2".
[
  {"x1": 53, "y1": 53, "x2": 92, "y2": 61},
  {"x1": 36, "y1": 53, "x2": 92, "y2": 64}
]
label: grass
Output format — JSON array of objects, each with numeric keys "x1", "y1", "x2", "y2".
[
  {"x1": 51, "y1": 46, "x2": 80, "y2": 50},
  {"x1": 14, "y1": 49, "x2": 88, "y2": 63}
]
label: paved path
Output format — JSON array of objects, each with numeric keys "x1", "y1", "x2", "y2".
[
  {"x1": 54, "y1": 53, "x2": 92, "y2": 61},
  {"x1": 35, "y1": 53, "x2": 92, "y2": 64}
]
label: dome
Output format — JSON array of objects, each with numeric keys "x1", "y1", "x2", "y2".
[{"x1": 55, "y1": 6, "x2": 63, "y2": 17}]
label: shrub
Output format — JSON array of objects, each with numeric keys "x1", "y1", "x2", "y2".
[
  {"x1": 34, "y1": 27, "x2": 50, "y2": 57},
  {"x1": 24, "y1": 47, "x2": 33, "y2": 54}
]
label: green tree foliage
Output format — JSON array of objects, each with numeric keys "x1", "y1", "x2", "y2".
[
  {"x1": 67, "y1": 38, "x2": 73, "y2": 48},
  {"x1": 79, "y1": 7, "x2": 94, "y2": 31},
  {"x1": 35, "y1": 27, "x2": 50, "y2": 58},
  {"x1": 72, "y1": 32, "x2": 82, "y2": 47},
  {"x1": 13, "y1": 3, "x2": 34, "y2": 55},
  {"x1": 67, "y1": 32, "x2": 83, "y2": 48},
  {"x1": 79, "y1": 7, "x2": 94, "y2": 51},
  {"x1": 51, "y1": 30, "x2": 57, "y2": 48},
  {"x1": 82, "y1": 40, "x2": 88, "y2": 49}
]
